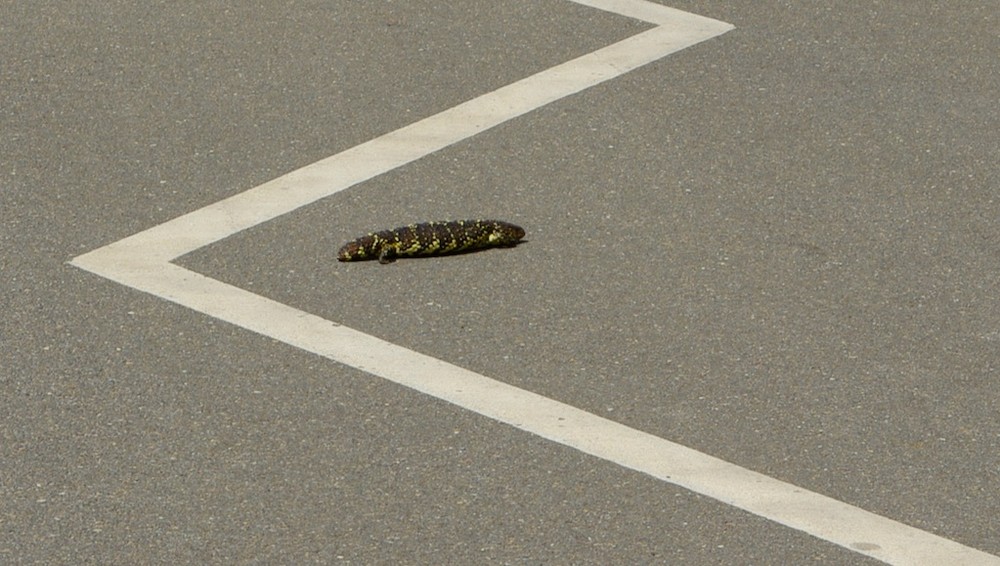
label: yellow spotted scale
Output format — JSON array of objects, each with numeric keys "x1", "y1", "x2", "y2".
[{"x1": 337, "y1": 219, "x2": 525, "y2": 264}]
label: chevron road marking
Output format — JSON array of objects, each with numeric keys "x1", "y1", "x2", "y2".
[{"x1": 70, "y1": 2, "x2": 998, "y2": 564}]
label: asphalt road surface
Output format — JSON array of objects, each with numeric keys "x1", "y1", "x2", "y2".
[{"x1": 3, "y1": 1, "x2": 998, "y2": 564}]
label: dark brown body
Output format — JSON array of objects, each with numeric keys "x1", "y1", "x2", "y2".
[{"x1": 337, "y1": 220, "x2": 525, "y2": 264}]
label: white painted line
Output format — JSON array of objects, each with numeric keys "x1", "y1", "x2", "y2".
[
  {"x1": 72, "y1": 259, "x2": 1000, "y2": 566},
  {"x1": 571, "y1": 0, "x2": 722, "y2": 27},
  {"x1": 69, "y1": 2, "x2": 999, "y2": 565},
  {"x1": 76, "y1": 23, "x2": 730, "y2": 265}
]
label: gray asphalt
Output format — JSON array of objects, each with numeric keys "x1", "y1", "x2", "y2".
[{"x1": 3, "y1": 1, "x2": 998, "y2": 564}]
